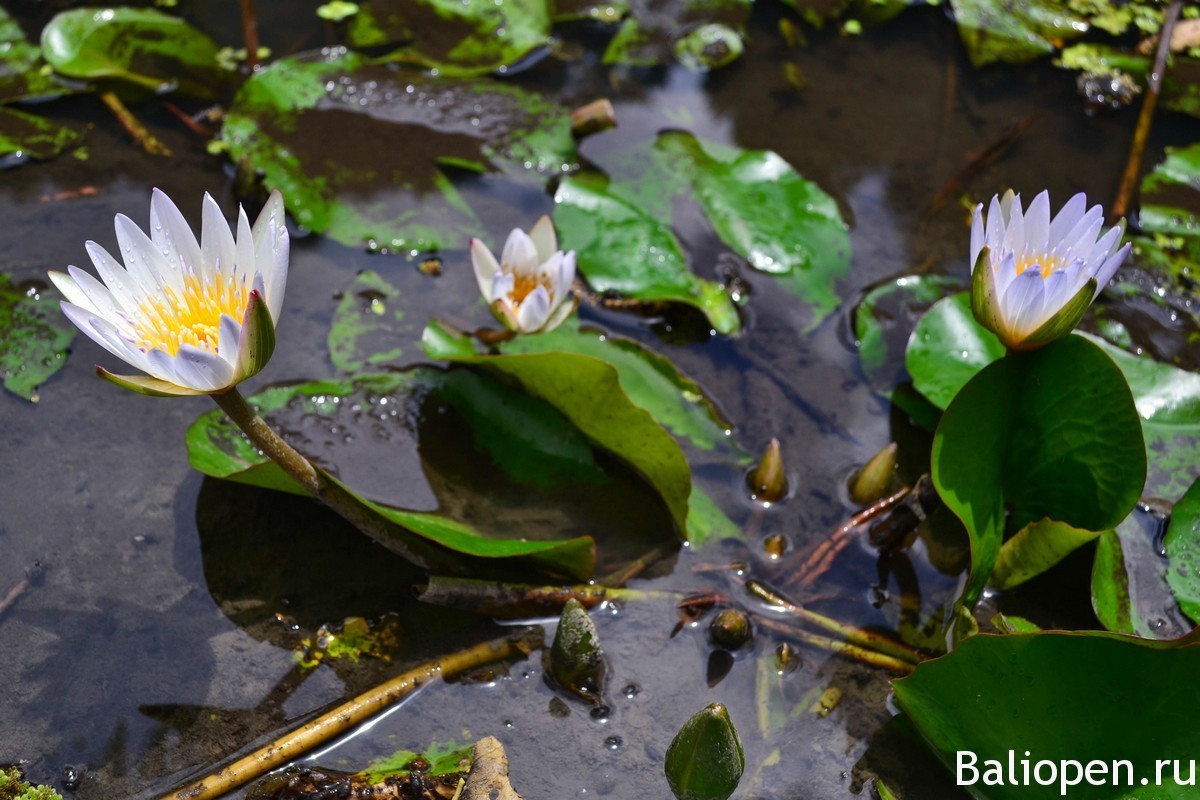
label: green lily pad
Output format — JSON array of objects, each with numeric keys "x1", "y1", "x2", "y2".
[
  {"x1": 1165, "y1": 476, "x2": 1200, "y2": 627},
  {"x1": 932, "y1": 334, "x2": 1145, "y2": 605},
  {"x1": 347, "y1": 0, "x2": 552, "y2": 76},
  {"x1": 553, "y1": 131, "x2": 850, "y2": 334},
  {"x1": 1059, "y1": 44, "x2": 1200, "y2": 119},
  {"x1": 949, "y1": 0, "x2": 1088, "y2": 67},
  {"x1": 602, "y1": 0, "x2": 751, "y2": 69},
  {"x1": 1131, "y1": 141, "x2": 1200, "y2": 294},
  {"x1": 422, "y1": 321, "x2": 692, "y2": 537},
  {"x1": 0, "y1": 7, "x2": 73, "y2": 104},
  {"x1": 853, "y1": 274, "x2": 961, "y2": 387},
  {"x1": 186, "y1": 368, "x2": 667, "y2": 580},
  {"x1": 222, "y1": 49, "x2": 576, "y2": 252},
  {"x1": 0, "y1": 275, "x2": 76, "y2": 401},
  {"x1": 328, "y1": 270, "x2": 413, "y2": 372},
  {"x1": 41, "y1": 7, "x2": 222, "y2": 97},
  {"x1": 894, "y1": 630, "x2": 1200, "y2": 800},
  {"x1": 0, "y1": 106, "x2": 81, "y2": 165}
]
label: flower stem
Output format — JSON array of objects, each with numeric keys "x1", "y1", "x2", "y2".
[
  {"x1": 210, "y1": 387, "x2": 442, "y2": 571},
  {"x1": 156, "y1": 628, "x2": 543, "y2": 800}
]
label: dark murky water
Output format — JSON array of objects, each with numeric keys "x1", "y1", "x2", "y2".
[{"x1": 1, "y1": 2, "x2": 1195, "y2": 799}]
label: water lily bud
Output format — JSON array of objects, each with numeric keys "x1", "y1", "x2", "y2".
[
  {"x1": 664, "y1": 703, "x2": 745, "y2": 800},
  {"x1": 969, "y1": 190, "x2": 1130, "y2": 351},
  {"x1": 748, "y1": 438, "x2": 788, "y2": 503},
  {"x1": 849, "y1": 442, "x2": 898, "y2": 505},
  {"x1": 548, "y1": 598, "x2": 605, "y2": 703},
  {"x1": 708, "y1": 609, "x2": 752, "y2": 650}
]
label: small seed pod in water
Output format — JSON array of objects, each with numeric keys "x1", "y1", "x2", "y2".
[
  {"x1": 748, "y1": 438, "x2": 788, "y2": 503},
  {"x1": 762, "y1": 532, "x2": 788, "y2": 560},
  {"x1": 709, "y1": 609, "x2": 753, "y2": 650},
  {"x1": 849, "y1": 442, "x2": 897, "y2": 505},
  {"x1": 774, "y1": 642, "x2": 801, "y2": 674},
  {"x1": 548, "y1": 598, "x2": 606, "y2": 703}
]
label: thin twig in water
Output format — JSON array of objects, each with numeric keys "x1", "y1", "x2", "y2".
[
  {"x1": 157, "y1": 629, "x2": 543, "y2": 800},
  {"x1": 99, "y1": 92, "x2": 171, "y2": 156},
  {"x1": 161, "y1": 101, "x2": 212, "y2": 139},
  {"x1": 791, "y1": 487, "x2": 909, "y2": 588},
  {"x1": 755, "y1": 617, "x2": 914, "y2": 674},
  {"x1": 1111, "y1": 0, "x2": 1184, "y2": 222},
  {"x1": 0, "y1": 576, "x2": 30, "y2": 618},
  {"x1": 240, "y1": 0, "x2": 261, "y2": 71}
]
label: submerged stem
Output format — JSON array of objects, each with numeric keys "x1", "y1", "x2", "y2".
[
  {"x1": 157, "y1": 629, "x2": 543, "y2": 800},
  {"x1": 239, "y1": 0, "x2": 261, "y2": 70}
]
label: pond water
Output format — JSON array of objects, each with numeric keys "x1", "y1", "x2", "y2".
[{"x1": 1, "y1": 2, "x2": 1196, "y2": 799}]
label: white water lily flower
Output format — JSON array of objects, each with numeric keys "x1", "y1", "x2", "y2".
[
  {"x1": 49, "y1": 188, "x2": 288, "y2": 396},
  {"x1": 470, "y1": 215, "x2": 578, "y2": 334},
  {"x1": 970, "y1": 190, "x2": 1131, "y2": 351}
]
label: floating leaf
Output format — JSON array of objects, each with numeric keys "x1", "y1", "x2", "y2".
[
  {"x1": 905, "y1": 292, "x2": 1005, "y2": 410},
  {"x1": 0, "y1": 7, "x2": 73, "y2": 103},
  {"x1": 853, "y1": 274, "x2": 960, "y2": 387},
  {"x1": 41, "y1": 7, "x2": 222, "y2": 97},
  {"x1": 1059, "y1": 44, "x2": 1200, "y2": 119},
  {"x1": 992, "y1": 518, "x2": 1105, "y2": 591},
  {"x1": 664, "y1": 703, "x2": 744, "y2": 800},
  {"x1": 250, "y1": 741, "x2": 472, "y2": 798},
  {"x1": 0, "y1": 275, "x2": 75, "y2": 401},
  {"x1": 328, "y1": 270, "x2": 412, "y2": 372},
  {"x1": 602, "y1": 0, "x2": 751, "y2": 68},
  {"x1": 223, "y1": 48, "x2": 576, "y2": 252},
  {"x1": 1165, "y1": 476, "x2": 1200, "y2": 626},
  {"x1": 894, "y1": 630, "x2": 1200, "y2": 800},
  {"x1": 932, "y1": 335, "x2": 1145, "y2": 605},
  {"x1": 186, "y1": 369, "x2": 646, "y2": 580},
  {"x1": 554, "y1": 131, "x2": 850, "y2": 333},
  {"x1": 0, "y1": 106, "x2": 81, "y2": 165},
  {"x1": 1130, "y1": 141, "x2": 1200, "y2": 293},
  {"x1": 948, "y1": 0, "x2": 1088, "y2": 67},
  {"x1": 348, "y1": 0, "x2": 551, "y2": 76},
  {"x1": 422, "y1": 324, "x2": 693, "y2": 537}
]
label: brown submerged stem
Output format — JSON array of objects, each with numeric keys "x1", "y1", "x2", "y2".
[
  {"x1": 755, "y1": 617, "x2": 913, "y2": 674},
  {"x1": 1111, "y1": 0, "x2": 1183, "y2": 222},
  {"x1": 211, "y1": 387, "x2": 440, "y2": 571},
  {"x1": 99, "y1": 92, "x2": 171, "y2": 156},
  {"x1": 239, "y1": 0, "x2": 261, "y2": 70},
  {"x1": 158, "y1": 628, "x2": 543, "y2": 800}
]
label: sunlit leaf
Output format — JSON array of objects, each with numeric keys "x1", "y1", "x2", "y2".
[
  {"x1": 0, "y1": 275, "x2": 75, "y2": 401},
  {"x1": 853, "y1": 274, "x2": 960, "y2": 387},
  {"x1": 348, "y1": 0, "x2": 552, "y2": 76},
  {"x1": 894, "y1": 630, "x2": 1200, "y2": 800},
  {"x1": 423, "y1": 322, "x2": 693, "y2": 537},
  {"x1": 601, "y1": 0, "x2": 750, "y2": 68},
  {"x1": 223, "y1": 48, "x2": 576, "y2": 252},
  {"x1": 1165, "y1": 476, "x2": 1200, "y2": 626},
  {"x1": 0, "y1": 106, "x2": 81, "y2": 165},
  {"x1": 949, "y1": 0, "x2": 1088, "y2": 67},
  {"x1": 932, "y1": 335, "x2": 1145, "y2": 605},
  {"x1": 0, "y1": 7, "x2": 73, "y2": 103},
  {"x1": 664, "y1": 703, "x2": 744, "y2": 800},
  {"x1": 41, "y1": 7, "x2": 222, "y2": 97},
  {"x1": 992, "y1": 518, "x2": 1105, "y2": 591}
]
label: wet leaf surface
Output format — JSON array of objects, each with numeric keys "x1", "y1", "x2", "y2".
[
  {"x1": 223, "y1": 48, "x2": 576, "y2": 252},
  {"x1": 0, "y1": 105, "x2": 81, "y2": 165},
  {"x1": 949, "y1": 0, "x2": 1088, "y2": 67},
  {"x1": 0, "y1": 275, "x2": 75, "y2": 401},
  {"x1": 0, "y1": 6, "x2": 72, "y2": 103},
  {"x1": 553, "y1": 131, "x2": 849, "y2": 333},
  {"x1": 894, "y1": 630, "x2": 1200, "y2": 800},
  {"x1": 348, "y1": 0, "x2": 552, "y2": 75},
  {"x1": 853, "y1": 274, "x2": 960, "y2": 388},
  {"x1": 423, "y1": 320, "x2": 693, "y2": 536},
  {"x1": 328, "y1": 270, "x2": 413, "y2": 373},
  {"x1": 602, "y1": 0, "x2": 751, "y2": 68},
  {"x1": 249, "y1": 741, "x2": 473, "y2": 799},
  {"x1": 1164, "y1": 477, "x2": 1200, "y2": 627},
  {"x1": 40, "y1": 7, "x2": 222, "y2": 96}
]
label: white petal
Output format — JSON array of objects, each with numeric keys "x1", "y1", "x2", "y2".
[
  {"x1": 49, "y1": 269, "x2": 99, "y2": 316},
  {"x1": 1047, "y1": 193, "x2": 1088, "y2": 244},
  {"x1": 1059, "y1": 206, "x2": 1104, "y2": 254},
  {"x1": 1081, "y1": 226, "x2": 1123, "y2": 276},
  {"x1": 537, "y1": 252, "x2": 565, "y2": 299},
  {"x1": 1092, "y1": 242, "x2": 1131, "y2": 297},
  {"x1": 985, "y1": 195, "x2": 1005, "y2": 247},
  {"x1": 150, "y1": 188, "x2": 202, "y2": 288},
  {"x1": 114, "y1": 213, "x2": 175, "y2": 297},
  {"x1": 1039, "y1": 268, "x2": 1073, "y2": 314},
  {"x1": 558, "y1": 251, "x2": 577, "y2": 301},
  {"x1": 201, "y1": 192, "x2": 237, "y2": 282},
  {"x1": 1000, "y1": 194, "x2": 1026, "y2": 256},
  {"x1": 491, "y1": 271, "x2": 515, "y2": 302},
  {"x1": 85, "y1": 241, "x2": 140, "y2": 314},
  {"x1": 252, "y1": 190, "x2": 288, "y2": 321},
  {"x1": 146, "y1": 348, "x2": 185, "y2": 385},
  {"x1": 174, "y1": 344, "x2": 235, "y2": 392},
  {"x1": 471, "y1": 238, "x2": 502, "y2": 300},
  {"x1": 516, "y1": 286, "x2": 551, "y2": 332},
  {"x1": 1003, "y1": 270, "x2": 1048, "y2": 339},
  {"x1": 501, "y1": 228, "x2": 539, "y2": 273},
  {"x1": 60, "y1": 302, "x2": 134, "y2": 364},
  {"x1": 234, "y1": 205, "x2": 256, "y2": 287},
  {"x1": 970, "y1": 204, "x2": 985, "y2": 267},
  {"x1": 218, "y1": 313, "x2": 243, "y2": 364},
  {"x1": 62, "y1": 266, "x2": 125, "y2": 325},
  {"x1": 529, "y1": 215, "x2": 558, "y2": 263},
  {"x1": 993, "y1": 251, "x2": 1019, "y2": 297},
  {"x1": 1024, "y1": 191, "x2": 1051, "y2": 254}
]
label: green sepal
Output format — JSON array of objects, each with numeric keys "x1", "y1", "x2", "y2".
[
  {"x1": 489, "y1": 299, "x2": 520, "y2": 332},
  {"x1": 235, "y1": 289, "x2": 276, "y2": 383},
  {"x1": 1016, "y1": 278, "x2": 1096, "y2": 351},
  {"x1": 969, "y1": 246, "x2": 1002, "y2": 338},
  {"x1": 96, "y1": 367, "x2": 208, "y2": 397}
]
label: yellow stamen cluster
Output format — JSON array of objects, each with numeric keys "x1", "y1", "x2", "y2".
[
  {"x1": 135, "y1": 274, "x2": 248, "y2": 355},
  {"x1": 1015, "y1": 252, "x2": 1066, "y2": 279},
  {"x1": 507, "y1": 272, "x2": 552, "y2": 305}
]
